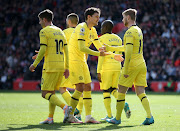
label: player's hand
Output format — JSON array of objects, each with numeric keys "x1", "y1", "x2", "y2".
[
  {"x1": 114, "y1": 54, "x2": 124, "y2": 62},
  {"x1": 32, "y1": 50, "x2": 39, "y2": 60},
  {"x1": 99, "y1": 46, "x2": 106, "y2": 52},
  {"x1": 103, "y1": 43, "x2": 110, "y2": 51},
  {"x1": 97, "y1": 73, "x2": 101, "y2": 82},
  {"x1": 64, "y1": 69, "x2": 69, "y2": 79},
  {"x1": 124, "y1": 74, "x2": 129, "y2": 78},
  {"x1": 29, "y1": 64, "x2": 36, "y2": 72},
  {"x1": 100, "y1": 51, "x2": 111, "y2": 56}
]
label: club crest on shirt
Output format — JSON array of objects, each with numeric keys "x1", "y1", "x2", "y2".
[
  {"x1": 79, "y1": 76, "x2": 83, "y2": 80},
  {"x1": 80, "y1": 28, "x2": 85, "y2": 33}
]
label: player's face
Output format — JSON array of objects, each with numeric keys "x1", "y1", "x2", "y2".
[
  {"x1": 90, "y1": 13, "x2": 100, "y2": 26},
  {"x1": 39, "y1": 18, "x2": 45, "y2": 28},
  {"x1": 66, "y1": 18, "x2": 70, "y2": 28},
  {"x1": 122, "y1": 14, "x2": 128, "y2": 27}
]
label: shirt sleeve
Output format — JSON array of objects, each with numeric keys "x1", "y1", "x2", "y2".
[
  {"x1": 39, "y1": 29, "x2": 47, "y2": 46},
  {"x1": 77, "y1": 26, "x2": 86, "y2": 41},
  {"x1": 78, "y1": 40, "x2": 100, "y2": 56},
  {"x1": 125, "y1": 30, "x2": 134, "y2": 44},
  {"x1": 97, "y1": 56, "x2": 104, "y2": 73},
  {"x1": 33, "y1": 45, "x2": 46, "y2": 67},
  {"x1": 123, "y1": 44, "x2": 133, "y2": 74}
]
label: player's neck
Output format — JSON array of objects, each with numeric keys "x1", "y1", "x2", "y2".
[
  {"x1": 45, "y1": 22, "x2": 53, "y2": 27},
  {"x1": 86, "y1": 21, "x2": 93, "y2": 29},
  {"x1": 128, "y1": 21, "x2": 136, "y2": 28}
]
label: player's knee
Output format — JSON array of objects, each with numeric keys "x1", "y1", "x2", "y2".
[
  {"x1": 84, "y1": 83, "x2": 91, "y2": 91},
  {"x1": 109, "y1": 87, "x2": 117, "y2": 94},
  {"x1": 59, "y1": 87, "x2": 66, "y2": 94},
  {"x1": 103, "y1": 89, "x2": 110, "y2": 93},
  {"x1": 42, "y1": 92, "x2": 46, "y2": 98}
]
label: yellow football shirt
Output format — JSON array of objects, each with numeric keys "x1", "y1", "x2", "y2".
[
  {"x1": 63, "y1": 27, "x2": 75, "y2": 44},
  {"x1": 97, "y1": 33, "x2": 123, "y2": 73},
  {"x1": 39, "y1": 25, "x2": 67, "y2": 72},
  {"x1": 123, "y1": 25, "x2": 145, "y2": 68},
  {"x1": 68, "y1": 22, "x2": 101, "y2": 62}
]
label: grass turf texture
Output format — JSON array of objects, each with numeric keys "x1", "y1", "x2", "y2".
[{"x1": 0, "y1": 91, "x2": 180, "y2": 131}]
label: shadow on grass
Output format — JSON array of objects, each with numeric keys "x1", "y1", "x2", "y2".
[
  {"x1": 2, "y1": 122, "x2": 138, "y2": 131},
  {"x1": 2, "y1": 122, "x2": 88, "y2": 131},
  {"x1": 90, "y1": 124, "x2": 138, "y2": 131}
]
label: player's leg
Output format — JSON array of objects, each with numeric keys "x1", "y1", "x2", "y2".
[
  {"x1": 67, "y1": 61, "x2": 84, "y2": 123},
  {"x1": 75, "y1": 94, "x2": 83, "y2": 120},
  {"x1": 100, "y1": 71, "x2": 113, "y2": 120},
  {"x1": 102, "y1": 89, "x2": 112, "y2": 120},
  {"x1": 135, "y1": 63, "x2": 154, "y2": 125},
  {"x1": 106, "y1": 68, "x2": 136, "y2": 124},
  {"x1": 84, "y1": 83, "x2": 100, "y2": 124},
  {"x1": 60, "y1": 87, "x2": 71, "y2": 105},
  {"x1": 40, "y1": 91, "x2": 56, "y2": 124},
  {"x1": 67, "y1": 83, "x2": 83, "y2": 123},
  {"x1": 135, "y1": 86, "x2": 154, "y2": 125},
  {"x1": 41, "y1": 72, "x2": 72, "y2": 123},
  {"x1": 106, "y1": 85, "x2": 128, "y2": 124},
  {"x1": 111, "y1": 71, "x2": 131, "y2": 119}
]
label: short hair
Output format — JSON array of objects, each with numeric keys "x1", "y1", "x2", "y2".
[
  {"x1": 38, "y1": 9, "x2": 54, "y2": 22},
  {"x1": 84, "y1": 7, "x2": 101, "y2": 20},
  {"x1": 67, "y1": 13, "x2": 79, "y2": 24},
  {"x1": 102, "y1": 20, "x2": 114, "y2": 32},
  {"x1": 122, "y1": 8, "x2": 137, "y2": 21}
]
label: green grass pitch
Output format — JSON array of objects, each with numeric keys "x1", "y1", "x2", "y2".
[{"x1": 0, "y1": 91, "x2": 180, "y2": 131}]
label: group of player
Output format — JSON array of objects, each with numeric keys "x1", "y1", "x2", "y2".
[{"x1": 29, "y1": 7, "x2": 154, "y2": 125}]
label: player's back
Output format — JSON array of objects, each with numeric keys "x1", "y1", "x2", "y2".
[
  {"x1": 41, "y1": 25, "x2": 67, "y2": 72},
  {"x1": 63, "y1": 27, "x2": 75, "y2": 44},
  {"x1": 99, "y1": 33, "x2": 123, "y2": 71},
  {"x1": 124, "y1": 25, "x2": 145, "y2": 67}
]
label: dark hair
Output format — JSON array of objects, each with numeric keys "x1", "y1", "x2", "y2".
[
  {"x1": 67, "y1": 13, "x2": 79, "y2": 24},
  {"x1": 122, "y1": 8, "x2": 137, "y2": 21},
  {"x1": 84, "y1": 7, "x2": 101, "y2": 20},
  {"x1": 102, "y1": 20, "x2": 114, "y2": 32},
  {"x1": 38, "y1": 9, "x2": 54, "y2": 22}
]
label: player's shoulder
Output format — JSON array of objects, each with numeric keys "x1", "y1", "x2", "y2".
[
  {"x1": 63, "y1": 27, "x2": 74, "y2": 33},
  {"x1": 76, "y1": 22, "x2": 88, "y2": 31}
]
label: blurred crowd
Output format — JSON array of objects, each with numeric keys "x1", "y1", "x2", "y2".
[{"x1": 0, "y1": 0, "x2": 179, "y2": 89}]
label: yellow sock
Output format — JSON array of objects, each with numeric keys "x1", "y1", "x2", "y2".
[
  {"x1": 62, "y1": 91, "x2": 71, "y2": 105},
  {"x1": 103, "y1": 92, "x2": 112, "y2": 117},
  {"x1": 83, "y1": 91, "x2": 92, "y2": 116},
  {"x1": 111, "y1": 89, "x2": 118, "y2": 99},
  {"x1": 138, "y1": 93, "x2": 152, "y2": 118},
  {"x1": 70, "y1": 90, "x2": 82, "y2": 115},
  {"x1": 45, "y1": 93, "x2": 65, "y2": 109},
  {"x1": 48, "y1": 102, "x2": 56, "y2": 118},
  {"x1": 77, "y1": 96, "x2": 83, "y2": 114},
  {"x1": 116, "y1": 93, "x2": 125, "y2": 120}
]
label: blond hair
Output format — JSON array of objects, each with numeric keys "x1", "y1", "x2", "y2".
[{"x1": 122, "y1": 8, "x2": 137, "y2": 21}]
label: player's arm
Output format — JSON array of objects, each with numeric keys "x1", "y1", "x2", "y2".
[
  {"x1": 33, "y1": 45, "x2": 46, "y2": 67},
  {"x1": 93, "y1": 39, "x2": 103, "y2": 51},
  {"x1": 29, "y1": 45, "x2": 46, "y2": 72},
  {"x1": 123, "y1": 30, "x2": 134, "y2": 77},
  {"x1": 78, "y1": 40, "x2": 101, "y2": 56},
  {"x1": 63, "y1": 43, "x2": 69, "y2": 69},
  {"x1": 29, "y1": 29, "x2": 47, "y2": 72},
  {"x1": 123, "y1": 44, "x2": 133, "y2": 75},
  {"x1": 104, "y1": 44, "x2": 125, "y2": 52},
  {"x1": 63, "y1": 43, "x2": 69, "y2": 78},
  {"x1": 97, "y1": 56, "x2": 105, "y2": 82}
]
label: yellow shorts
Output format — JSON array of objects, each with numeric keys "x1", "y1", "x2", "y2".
[
  {"x1": 119, "y1": 62, "x2": 147, "y2": 88},
  {"x1": 100, "y1": 71, "x2": 121, "y2": 90},
  {"x1": 69, "y1": 61, "x2": 91, "y2": 85},
  {"x1": 59, "y1": 76, "x2": 75, "y2": 89},
  {"x1": 41, "y1": 72, "x2": 64, "y2": 91}
]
